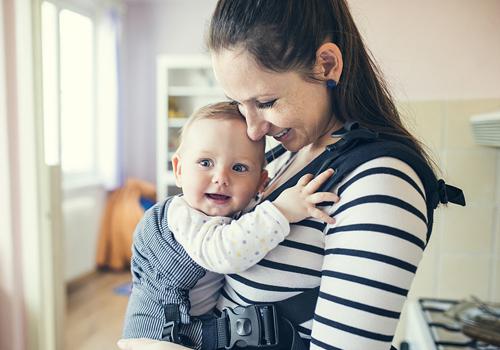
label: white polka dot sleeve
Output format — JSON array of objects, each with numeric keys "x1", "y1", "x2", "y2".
[{"x1": 168, "y1": 196, "x2": 290, "y2": 274}]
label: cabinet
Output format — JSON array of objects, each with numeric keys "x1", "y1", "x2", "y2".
[{"x1": 156, "y1": 55, "x2": 225, "y2": 200}]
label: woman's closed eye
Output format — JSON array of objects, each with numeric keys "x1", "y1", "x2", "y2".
[
  {"x1": 198, "y1": 159, "x2": 214, "y2": 168},
  {"x1": 232, "y1": 163, "x2": 249, "y2": 172}
]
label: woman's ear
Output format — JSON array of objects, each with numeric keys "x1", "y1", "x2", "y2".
[
  {"x1": 315, "y1": 42, "x2": 343, "y2": 83},
  {"x1": 171, "y1": 153, "x2": 182, "y2": 188}
]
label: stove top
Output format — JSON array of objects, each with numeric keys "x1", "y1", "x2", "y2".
[{"x1": 419, "y1": 298, "x2": 500, "y2": 350}]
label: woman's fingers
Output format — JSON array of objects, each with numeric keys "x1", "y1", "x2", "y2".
[{"x1": 303, "y1": 169, "x2": 334, "y2": 193}]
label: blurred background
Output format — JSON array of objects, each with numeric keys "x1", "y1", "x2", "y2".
[{"x1": 1, "y1": 0, "x2": 500, "y2": 350}]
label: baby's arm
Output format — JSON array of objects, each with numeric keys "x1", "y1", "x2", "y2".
[{"x1": 169, "y1": 169, "x2": 338, "y2": 273}]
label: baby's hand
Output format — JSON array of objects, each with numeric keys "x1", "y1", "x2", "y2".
[{"x1": 272, "y1": 169, "x2": 339, "y2": 224}]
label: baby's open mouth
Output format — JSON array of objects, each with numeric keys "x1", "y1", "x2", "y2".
[{"x1": 205, "y1": 193, "x2": 231, "y2": 202}]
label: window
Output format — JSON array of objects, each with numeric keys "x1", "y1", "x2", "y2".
[
  {"x1": 59, "y1": 9, "x2": 95, "y2": 175},
  {"x1": 41, "y1": 1, "x2": 119, "y2": 187}
]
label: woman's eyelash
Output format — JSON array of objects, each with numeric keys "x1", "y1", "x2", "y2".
[{"x1": 256, "y1": 99, "x2": 276, "y2": 109}]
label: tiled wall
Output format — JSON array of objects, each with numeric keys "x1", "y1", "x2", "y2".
[
  {"x1": 394, "y1": 98, "x2": 500, "y2": 342},
  {"x1": 397, "y1": 98, "x2": 500, "y2": 302}
]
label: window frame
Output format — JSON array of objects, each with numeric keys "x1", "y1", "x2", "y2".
[{"x1": 42, "y1": 0, "x2": 100, "y2": 188}]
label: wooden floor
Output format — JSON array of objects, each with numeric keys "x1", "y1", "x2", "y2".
[{"x1": 65, "y1": 271, "x2": 131, "y2": 350}]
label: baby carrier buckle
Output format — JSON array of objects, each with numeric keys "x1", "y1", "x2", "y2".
[{"x1": 223, "y1": 304, "x2": 279, "y2": 349}]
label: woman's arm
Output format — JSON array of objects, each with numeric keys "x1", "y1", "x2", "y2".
[
  {"x1": 310, "y1": 157, "x2": 427, "y2": 350},
  {"x1": 169, "y1": 169, "x2": 338, "y2": 273}
]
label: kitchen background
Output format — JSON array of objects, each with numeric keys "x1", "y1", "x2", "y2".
[{"x1": 1, "y1": 0, "x2": 500, "y2": 349}]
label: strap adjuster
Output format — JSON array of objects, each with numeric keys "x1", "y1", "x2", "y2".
[
  {"x1": 223, "y1": 304, "x2": 279, "y2": 349},
  {"x1": 162, "y1": 320, "x2": 181, "y2": 343}
]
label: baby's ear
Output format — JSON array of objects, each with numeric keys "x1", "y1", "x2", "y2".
[
  {"x1": 171, "y1": 153, "x2": 182, "y2": 188},
  {"x1": 257, "y1": 169, "x2": 269, "y2": 193}
]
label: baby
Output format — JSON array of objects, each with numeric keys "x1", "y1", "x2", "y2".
[{"x1": 122, "y1": 102, "x2": 337, "y2": 347}]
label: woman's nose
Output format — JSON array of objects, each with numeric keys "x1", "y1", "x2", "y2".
[
  {"x1": 212, "y1": 168, "x2": 229, "y2": 186},
  {"x1": 246, "y1": 111, "x2": 270, "y2": 141}
]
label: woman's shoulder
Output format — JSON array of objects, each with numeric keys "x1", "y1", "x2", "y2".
[{"x1": 336, "y1": 156, "x2": 428, "y2": 211}]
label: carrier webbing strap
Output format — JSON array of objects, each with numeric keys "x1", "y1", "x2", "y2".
[{"x1": 274, "y1": 287, "x2": 320, "y2": 326}]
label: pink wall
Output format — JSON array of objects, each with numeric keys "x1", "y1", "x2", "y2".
[
  {"x1": 0, "y1": 0, "x2": 28, "y2": 349},
  {"x1": 349, "y1": 0, "x2": 500, "y2": 100}
]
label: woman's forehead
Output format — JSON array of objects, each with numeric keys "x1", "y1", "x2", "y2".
[{"x1": 212, "y1": 49, "x2": 297, "y2": 101}]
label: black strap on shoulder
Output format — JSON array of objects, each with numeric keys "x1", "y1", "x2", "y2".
[{"x1": 436, "y1": 179, "x2": 466, "y2": 207}]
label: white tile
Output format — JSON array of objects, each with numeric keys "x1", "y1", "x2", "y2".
[
  {"x1": 444, "y1": 99, "x2": 500, "y2": 150},
  {"x1": 437, "y1": 254, "x2": 491, "y2": 300},
  {"x1": 440, "y1": 204, "x2": 494, "y2": 254},
  {"x1": 441, "y1": 149, "x2": 497, "y2": 205}
]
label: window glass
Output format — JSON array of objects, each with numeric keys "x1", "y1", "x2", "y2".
[{"x1": 59, "y1": 9, "x2": 95, "y2": 175}]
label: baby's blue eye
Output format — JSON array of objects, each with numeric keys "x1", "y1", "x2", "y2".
[
  {"x1": 198, "y1": 159, "x2": 213, "y2": 167},
  {"x1": 233, "y1": 163, "x2": 249, "y2": 172}
]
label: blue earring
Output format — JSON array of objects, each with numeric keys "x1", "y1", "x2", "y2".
[{"x1": 326, "y1": 79, "x2": 337, "y2": 89}]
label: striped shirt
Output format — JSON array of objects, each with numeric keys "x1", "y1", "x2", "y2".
[{"x1": 217, "y1": 153, "x2": 428, "y2": 350}]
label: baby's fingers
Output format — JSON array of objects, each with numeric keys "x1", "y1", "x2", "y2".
[
  {"x1": 304, "y1": 169, "x2": 334, "y2": 193},
  {"x1": 308, "y1": 191, "x2": 339, "y2": 204},
  {"x1": 297, "y1": 173, "x2": 315, "y2": 186},
  {"x1": 308, "y1": 207, "x2": 336, "y2": 225}
]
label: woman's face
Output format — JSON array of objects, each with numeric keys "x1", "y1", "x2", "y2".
[{"x1": 212, "y1": 48, "x2": 337, "y2": 152}]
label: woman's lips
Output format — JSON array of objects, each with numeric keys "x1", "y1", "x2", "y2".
[
  {"x1": 273, "y1": 128, "x2": 291, "y2": 141},
  {"x1": 205, "y1": 193, "x2": 230, "y2": 204}
]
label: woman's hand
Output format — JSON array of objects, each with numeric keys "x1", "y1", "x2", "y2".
[
  {"x1": 117, "y1": 339, "x2": 191, "y2": 350},
  {"x1": 272, "y1": 168, "x2": 339, "y2": 224}
]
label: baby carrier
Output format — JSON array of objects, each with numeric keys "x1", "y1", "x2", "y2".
[{"x1": 162, "y1": 122, "x2": 466, "y2": 350}]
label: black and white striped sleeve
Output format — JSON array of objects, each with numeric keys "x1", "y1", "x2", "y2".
[{"x1": 310, "y1": 157, "x2": 428, "y2": 350}]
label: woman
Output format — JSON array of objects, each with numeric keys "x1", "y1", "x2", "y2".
[{"x1": 119, "y1": 0, "x2": 462, "y2": 349}]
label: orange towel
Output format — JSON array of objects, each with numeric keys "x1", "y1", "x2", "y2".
[{"x1": 96, "y1": 178, "x2": 156, "y2": 270}]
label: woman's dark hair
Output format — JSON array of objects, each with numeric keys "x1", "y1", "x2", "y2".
[{"x1": 207, "y1": 0, "x2": 436, "y2": 171}]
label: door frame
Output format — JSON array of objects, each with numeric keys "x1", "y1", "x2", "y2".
[{"x1": 2, "y1": 0, "x2": 65, "y2": 349}]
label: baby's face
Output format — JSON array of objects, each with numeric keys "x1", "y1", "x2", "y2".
[{"x1": 172, "y1": 117, "x2": 267, "y2": 217}]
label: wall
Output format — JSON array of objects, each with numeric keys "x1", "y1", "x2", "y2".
[
  {"x1": 63, "y1": 185, "x2": 106, "y2": 281},
  {"x1": 121, "y1": 0, "x2": 217, "y2": 183},
  {"x1": 0, "y1": 0, "x2": 27, "y2": 348},
  {"x1": 349, "y1": 0, "x2": 500, "y2": 101},
  {"x1": 399, "y1": 99, "x2": 500, "y2": 303}
]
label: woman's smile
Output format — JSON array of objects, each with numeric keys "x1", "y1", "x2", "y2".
[{"x1": 272, "y1": 128, "x2": 291, "y2": 141}]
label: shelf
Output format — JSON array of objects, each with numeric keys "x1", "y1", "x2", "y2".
[
  {"x1": 157, "y1": 54, "x2": 224, "y2": 201},
  {"x1": 168, "y1": 86, "x2": 225, "y2": 97}
]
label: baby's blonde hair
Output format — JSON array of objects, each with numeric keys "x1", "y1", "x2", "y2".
[{"x1": 177, "y1": 102, "x2": 266, "y2": 166}]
